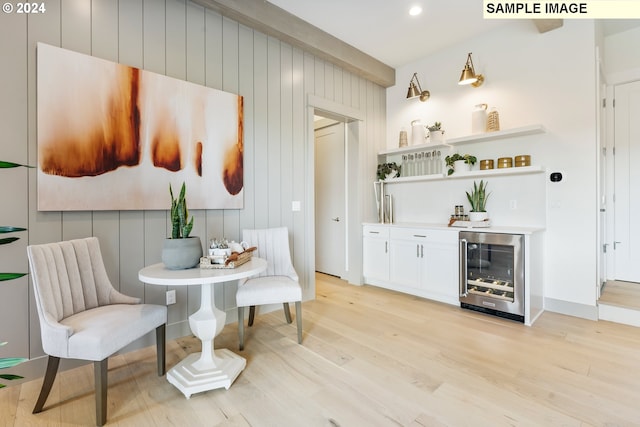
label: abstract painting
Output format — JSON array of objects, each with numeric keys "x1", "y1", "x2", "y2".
[{"x1": 36, "y1": 43, "x2": 243, "y2": 211}]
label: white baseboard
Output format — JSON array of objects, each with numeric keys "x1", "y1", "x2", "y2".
[{"x1": 544, "y1": 297, "x2": 598, "y2": 321}]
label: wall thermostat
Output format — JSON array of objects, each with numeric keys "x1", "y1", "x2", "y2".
[{"x1": 550, "y1": 172, "x2": 563, "y2": 182}]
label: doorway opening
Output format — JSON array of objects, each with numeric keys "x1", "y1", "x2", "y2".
[{"x1": 304, "y1": 96, "x2": 364, "y2": 295}]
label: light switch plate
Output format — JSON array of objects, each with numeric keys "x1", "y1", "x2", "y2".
[{"x1": 292, "y1": 201, "x2": 301, "y2": 211}]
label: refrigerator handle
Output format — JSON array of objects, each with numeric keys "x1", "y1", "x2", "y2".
[{"x1": 459, "y1": 238, "x2": 468, "y2": 297}]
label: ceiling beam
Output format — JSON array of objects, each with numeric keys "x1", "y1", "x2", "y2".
[{"x1": 191, "y1": 0, "x2": 396, "y2": 88}]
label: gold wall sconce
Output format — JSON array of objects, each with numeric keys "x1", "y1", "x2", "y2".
[
  {"x1": 458, "y1": 52, "x2": 484, "y2": 88},
  {"x1": 406, "y1": 72, "x2": 430, "y2": 102}
]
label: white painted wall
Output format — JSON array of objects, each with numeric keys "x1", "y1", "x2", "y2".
[
  {"x1": 604, "y1": 26, "x2": 640, "y2": 83},
  {"x1": 385, "y1": 20, "x2": 600, "y2": 315}
]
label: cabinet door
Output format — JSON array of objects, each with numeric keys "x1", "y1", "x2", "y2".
[
  {"x1": 363, "y1": 236, "x2": 389, "y2": 282},
  {"x1": 422, "y1": 239, "x2": 459, "y2": 302},
  {"x1": 390, "y1": 239, "x2": 421, "y2": 289}
]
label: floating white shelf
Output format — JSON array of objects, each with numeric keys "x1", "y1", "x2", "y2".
[
  {"x1": 381, "y1": 165, "x2": 545, "y2": 184},
  {"x1": 379, "y1": 124, "x2": 546, "y2": 156}
]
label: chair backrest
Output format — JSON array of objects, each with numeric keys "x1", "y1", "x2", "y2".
[
  {"x1": 27, "y1": 237, "x2": 122, "y2": 322},
  {"x1": 242, "y1": 227, "x2": 297, "y2": 280}
]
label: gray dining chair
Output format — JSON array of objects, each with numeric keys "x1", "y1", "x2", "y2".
[{"x1": 27, "y1": 237, "x2": 167, "y2": 426}]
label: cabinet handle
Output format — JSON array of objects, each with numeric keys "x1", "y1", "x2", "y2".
[
  {"x1": 421, "y1": 244, "x2": 424, "y2": 258},
  {"x1": 413, "y1": 234, "x2": 427, "y2": 238},
  {"x1": 369, "y1": 231, "x2": 380, "y2": 234},
  {"x1": 385, "y1": 241, "x2": 388, "y2": 253},
  {"x1": 416, "y1": 244, "x2": 420, "y2": 257},
  {"x1": 459, "y1": 239, "x2": 468, "y2": 297}
]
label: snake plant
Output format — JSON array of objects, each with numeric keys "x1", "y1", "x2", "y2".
[
  {"x1": 169, "y1": 182, "x2": 193, "y2": 239},
  {"x1": 0, "y1": 160, "x2": 31, "y2": 386},
  {"x1": 466, "y1": 180, "x2": 490, "y2": 212}
]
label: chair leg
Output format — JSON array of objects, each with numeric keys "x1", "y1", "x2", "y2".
[
  {"x1": 238, "y1": 306, "x2": 245, "y2": 351},
  {"x1": 283, "y1": 302, "x2": 292, "y2": 324},
  {"x1": 295, "y1": 301, "x2": 303, "y2": 344},
  {"x1": 156, "y1": 324, "x2": 166, "y2": 376},
  {"x1": 94, "y1": 359, "x2": 108, "y2": 427},
  {"x1": 33, "y1": 355, "x2": 60, "y2": 414},
  {"x1": 248, "y1": 305, "x2": 256, "y2": 326}
]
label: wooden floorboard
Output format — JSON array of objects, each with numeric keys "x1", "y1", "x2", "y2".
[
  {"x1": 599, "y1": 280, "x2": 640, "y2": 310},
  {"x1": 2, "y1": 273, "x2": 640, "y2": 426}
]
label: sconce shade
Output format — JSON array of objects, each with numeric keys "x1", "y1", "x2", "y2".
[
  {"x1": 458, "y1": 52, "x2": 484, "y2": 87},
  {"x1": 406, "y1": 73, "x2": 430, "y2": 102},
  {"x1": 407, "y1": 81, "x2": 421, "y2": 99}
]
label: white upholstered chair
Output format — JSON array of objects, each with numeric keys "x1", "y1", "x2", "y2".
[
  {"x1": 236, "y1": 227, "x2": 302, "y2": 351},
  {"x1": 27, "y1": 237, "x2": 167, "y2": 426}
]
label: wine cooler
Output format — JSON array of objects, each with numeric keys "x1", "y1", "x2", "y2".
[{"x1": 459, "y1": 231, "x2": 525, "y2": 322}]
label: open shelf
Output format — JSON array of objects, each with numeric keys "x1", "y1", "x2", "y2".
[
  {"x1": 379, "y1": 124, "x2": 546, "y2": 156},
  {"x1": 381, "y1": 165, "x2": 545, "y2": 184}
]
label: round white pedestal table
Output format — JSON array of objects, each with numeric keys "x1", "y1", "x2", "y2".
[{"x1": 138, "y1": 257, "x2": 267, "y2": 398}]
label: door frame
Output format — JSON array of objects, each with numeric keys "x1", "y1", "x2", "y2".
[{"x1": 304, "y1": 94, "x2": 365, "y2": 291}]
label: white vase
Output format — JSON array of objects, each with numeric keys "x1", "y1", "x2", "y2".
[
  {"x1": 469, "y1": 211, "x2": 488, "y2": 222},
  {"x1": 429, "y1": 130, "x2": 444, "y2": 143},
  {"x1": 453, "y1": 160, "x2": 471, "y2": 173}
]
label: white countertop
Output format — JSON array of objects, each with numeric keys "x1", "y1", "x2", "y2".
[{"x1": 363, "y1": 222, "x2": 545, "y2": 235}]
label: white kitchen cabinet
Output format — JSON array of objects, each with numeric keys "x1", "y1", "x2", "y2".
[
  {"x1": 362, "y1": 224, "x2": 459, "y2": 306},
  {"x1": 362, "y1": 225, "x2": 389, "y2": 284}
]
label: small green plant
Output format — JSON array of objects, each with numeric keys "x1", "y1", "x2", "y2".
[
  {"x1": 0, "y1": 341, "x2": 26, "y2": 388},
  {"x1": 466, "y1": 180, "x2": 490, "y2": 212},
  {"x1": 377, "y1": 162, "x2": 401, "y2": 180},
  {"x1": 169, "y1": 182, "x2": 193, "y2": 239},
  {"x1": 0, "y1": 161, "x2": 31, "y2": 386},
  {"x1": 445, "y1": 153, "x2": 477, "y2": 175},
  {"x1": 427, "y1": 122, "x2": 442, "y2": 132}
]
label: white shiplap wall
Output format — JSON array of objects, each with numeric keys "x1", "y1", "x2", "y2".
[{"x1": 0, "y1": 0, "x2": 386, "y2": 368}]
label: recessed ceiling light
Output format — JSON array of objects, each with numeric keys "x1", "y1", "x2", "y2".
[{"x1": 409, "y1": 6, "x2": 422, "y2": 16}]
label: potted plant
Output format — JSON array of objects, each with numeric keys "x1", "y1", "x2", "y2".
[
  {"x1": 0, "y1": 160, "x2": 30, "y2": 387},
  {"x1": 427, "y1": 122, "x2": 445, "y2": 143},
  {"x1": 161, "y1": 182, "x2": 203, "y2": 269},
  {"x1": 445, "y1": 153, "x2": 477, "y2": 175},
  {"x1": 377, "y1": 162, "x2": 401, "y2": 181},
  {"x1": 466, "y1": 180, "x2": 490, "y2": 222}
]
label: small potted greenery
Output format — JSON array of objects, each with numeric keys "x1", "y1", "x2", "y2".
[
  {"x1": 466, "y1": 180, "x2": 490, "y2": 221},
  {"x1": 445, "y1": 153, "x2": 477, "y2": 175},
  {"x1": 377, "y1": 162, "x2": 401, "y2": 181},
  {"x1": 161, "y1": 182, "x2": 203, "y2": 269},
  {"x1": 427, "y1": 122, "x2": 445, "y2": 143}
]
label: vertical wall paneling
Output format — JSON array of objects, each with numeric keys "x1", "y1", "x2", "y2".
[
  {"x1": 185, "y1": 1, "x2": 208, "y2": 317},
  {"x1": 60, "y1": 0, "x2": 93, "y2": 242},
  {"x1": 252, "y1": 32, "x2": 269, "y2": 230},
  {"x1": 143, "y1": 0, "x2": 171, "y2": 308},
  {"x1": 267, "y1": 36, "x2": 282, "y2": 227},
  {"x1": 204, "y1": 9, "x2": 225, "y2": 283},
  {"x1": 220, "y1": 17, "x2": 241, "y2": 310},
  {"x1": 91, "y1": 0, "x2": 121, "y2": 292},
  {"x1": 0, "y1": 11, "x2": 29, "y2": 360},
  {"x1": 280, "y1": 43, "x2": 294, "y2": 239},
  {"x1": 3, "y1": 0, "x2": 387, "y2": 371},
  {"x1": 221, "y1": 16, "x2": 240, "y2": 238},
  {"x1": 324, "y1": 63, "x2": 335, "y2": 102},
  {"x1": 117, "y1": 0, "x2": 145, "y2": 304},
  {"x1": 291, "y1": 47, "x2": 306, "y2": 290},
  {"x1": 334, "y1": 66, "x2": 344, "y2": 105},
  {"x1": 27, "y1": 0, "x2": 63, "y2": 359},
  {"x1": 237, "y1": 24, "x2": 256, "y2": 234}
]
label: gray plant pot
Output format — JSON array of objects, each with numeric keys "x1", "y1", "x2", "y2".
[{"x1": 162, "y1": 236, "x2": 203, "y2": 270}]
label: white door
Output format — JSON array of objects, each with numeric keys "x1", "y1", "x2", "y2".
[
  {"x1": 614, "y1": 81, "x2": 640, "y2": 282},
  {"x1": 315, "y1": 121, "x2": 345, "y2": 277}
]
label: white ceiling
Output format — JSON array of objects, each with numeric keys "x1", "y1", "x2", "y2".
[{"x1": 267, "y1": 0, "x2": 640, "y2": 69}]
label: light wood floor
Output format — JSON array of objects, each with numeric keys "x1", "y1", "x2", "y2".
[
  {"x1": 599, "y1": 280, "x2": 640, "y2": 310},
  {"x1": 2, "y1": 273, "x2": 640, "y2": 426}
]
